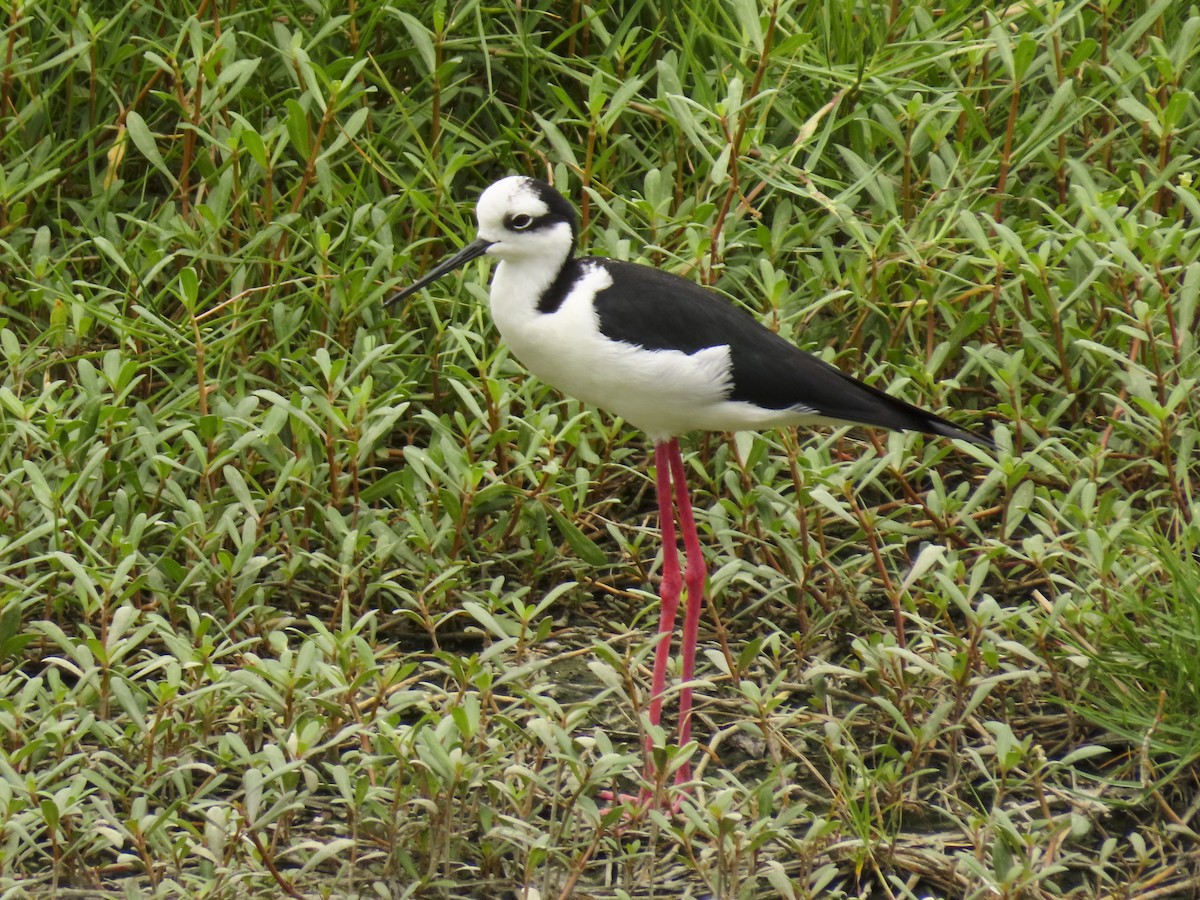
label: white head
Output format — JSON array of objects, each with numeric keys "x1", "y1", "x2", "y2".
[
  {"x1": 474, "y1": 176, "x2": 578, "y2": 262},
  {"x1": 388, "y1": 176, "x2": 579, "y2": 307}
]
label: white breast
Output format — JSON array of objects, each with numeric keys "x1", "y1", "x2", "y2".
[{"x1": 489, "y1": 261, "x2": 754, "y2": 441}]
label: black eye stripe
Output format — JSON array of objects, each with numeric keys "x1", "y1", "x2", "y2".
[{"x1": 505, "y1": 212, "x2": 543, "y2": 231}]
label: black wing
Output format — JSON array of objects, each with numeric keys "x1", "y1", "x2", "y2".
[{"x1": 592, "y1": 258, "x2": 993, "y2": 448}]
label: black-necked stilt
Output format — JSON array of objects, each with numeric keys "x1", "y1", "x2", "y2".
[{"x1": 389, "y1": 176, "x2": 993, "y2": 795}]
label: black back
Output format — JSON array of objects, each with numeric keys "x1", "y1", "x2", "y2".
[{"x1": 590, "y1": 259, "x2": 991, "y2": 447}]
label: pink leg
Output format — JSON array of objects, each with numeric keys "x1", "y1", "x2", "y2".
[
  {"x1": 646, "y1": 441, "x2": 682, "y2": 740},
  {"x1": 602, "y1": 441, "x2": 693, "y2": 810},
  {"x1": 667, "y1": 438, "x2": 705, "y2": 784}
]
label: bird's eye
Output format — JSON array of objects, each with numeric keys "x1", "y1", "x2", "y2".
[{"x1": 509, "y1": 214, "x2": 534, "y2": 230}]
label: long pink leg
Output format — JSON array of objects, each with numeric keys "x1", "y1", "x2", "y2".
[
  {"x1": 646, "y1": 441, "x2": 682, "y2": 744},
  {"x1": 668, "y1": 438, "x2": 705, "y2": 784}
]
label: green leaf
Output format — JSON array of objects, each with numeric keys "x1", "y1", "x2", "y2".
[
  {"x1": 1163, "y1": 89, "x2": 1192, "y2": 131},
  {"x1": 285, "y1": 99, "x2": 311, "y2": 158},
  {"x1": 0, "y1": 603, "x2": 36, "y2": 663},
  {"x1": 545, "y1": 503, "x2": 607, "y2": 567},
  {"x1": 239, "y1": 125, "x2": 268, "y2": 170},
  {"x1": 125, "y1": 111, "x2": 176, "y2": 185},
  {"x1": 178, "y1": 266, "x2": 199, "y2": 310},
  {"x1": 394, "y1": 11, "x2": 436, "y2": 75}
]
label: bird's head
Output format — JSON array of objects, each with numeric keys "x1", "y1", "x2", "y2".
[{"x1": 388, "y1": 176, "x2": 577, "y2": 305}]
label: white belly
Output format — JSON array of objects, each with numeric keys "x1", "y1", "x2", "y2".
[{"x1": 489, "y1": 261, "x2": 818, "y2": 442}]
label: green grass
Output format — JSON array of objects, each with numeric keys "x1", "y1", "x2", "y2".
[{"x1": 2, "y1": 0, "x2": 1199, "y2": 897}]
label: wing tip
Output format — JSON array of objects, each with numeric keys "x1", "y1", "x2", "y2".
[{"x1": 927, "y1": 418, "x2": 996, "y2": 451}]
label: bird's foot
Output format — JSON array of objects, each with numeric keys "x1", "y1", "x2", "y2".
[
  {"x1": 597, "y1": 785, "x2": 683, "y2": 822},
  {"x1": 597, "y1": 754, "x2": 693, "y2": 822}
]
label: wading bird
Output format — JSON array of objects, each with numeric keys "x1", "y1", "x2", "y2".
[{"x1": 389, "y1": 176, "x2": 993, "y2": 795}]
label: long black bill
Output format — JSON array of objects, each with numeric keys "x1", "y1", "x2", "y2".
[{"x1": 386, "y1": 238, "x2": 495, "y2": 306}]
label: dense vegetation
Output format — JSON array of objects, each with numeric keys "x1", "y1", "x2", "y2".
[{"x1": 1, "y1": 1, "x2": 1198, "y2": 896}]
